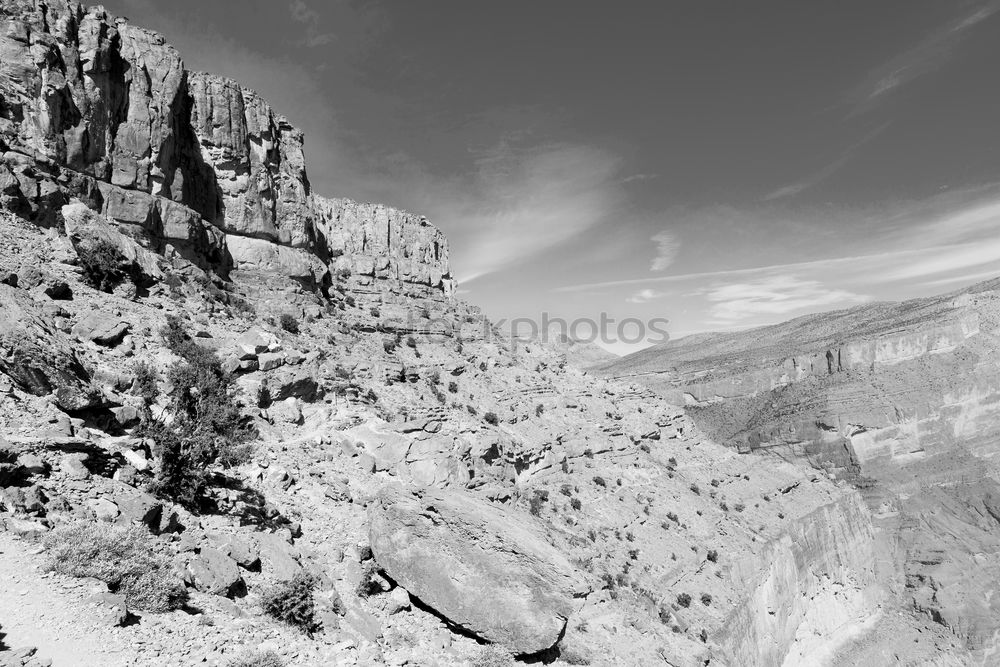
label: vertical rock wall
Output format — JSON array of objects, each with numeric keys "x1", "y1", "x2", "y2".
[{"x1": 0, "y1": 0, "x2": 453, "y2": 299}]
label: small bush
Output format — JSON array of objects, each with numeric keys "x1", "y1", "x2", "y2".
[
  {"x1": 143, "y1": 317, "x2": 255, "y2": 507},
  {"x1": 701, "y1": 593, "x2": 713, "y2": 606},
  {"x1": 472, "y1": 644, "x2": 516, "y2": 667},
  {"x1": 44, "y1": 522, "x2": 187, "y2": 612},
  {"x1": 734, "y1": 502, "x2": 746, "y2": 512},
  {"x1": 132, "y1": 361, "x2": 159, "y2": 405},
  {"x1": 535, "y1": 404, "x2": 544, "y2": 417},
  {"x1": 278, "y1": 314, "x2": 300, "y2": 334},
  {"x1": 677, "y1": 592, "x2": 692, "y2": 608},
  {"x1": 528, "y1": 489, "x2": 549, "y2": 516},
  {"x1": 484, "y1": 412, "x2": 499, "y2": 426},
  {"x1": 448, "y1": 381, "x2": 459, "y2": 393},
  {"x1": 228, "y1": 651, "x2": 284, "y2": 667},
  {"x1": 593, "y1": 476, "x2": 606, "y2": 488},
  {"x1": 78, "y1": 239, "x2": 125, "y2": 292},
  {"x1": 405, "y1": 336, "x2": 417, "y2": 348},
  {"x1": 261, "y1": 573, "x2": 319, "y2": 635},
  {"x1": 570, "y1": 498, "x2": 582, "y2": 510}
]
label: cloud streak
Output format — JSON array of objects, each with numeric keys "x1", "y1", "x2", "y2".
[
  {"x1": 440, "y1": 142, "x2": 624, "y2": 284},
  {"x1": 697, "y1": 276, "x2": 871, "y2": 324},
  {"x1": 845, "y1": 0, "x2": 1000, "y2": 115},
  {"x1": 649, "y1": 231, "x2": 680, "y2": 271},
  {"x1": 762, "y1": 123, "x2": 890, "y2": 201}
]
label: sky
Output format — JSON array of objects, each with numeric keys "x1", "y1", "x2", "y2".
[{"x1": 104, "y1": 0, "x2": 1000, "y2": 353}]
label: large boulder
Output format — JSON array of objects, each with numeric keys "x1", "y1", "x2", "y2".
[
  {"x1": 0, "y1": 285, "x2": 99, "y2": 411},
  {"x1": 368, "y1": 485, "x2": 589, "y2": 655},
  {"x1": 188, "y1": 546, "x2": 244, "y2": 597}
]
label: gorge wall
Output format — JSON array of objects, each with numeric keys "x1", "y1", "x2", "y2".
[
  {"x1": 599, "y1": 280, "x2": 1000, "y2": 661},
  {"x1": 0, "y1": 0, "x2": 453, "y2": 303}
]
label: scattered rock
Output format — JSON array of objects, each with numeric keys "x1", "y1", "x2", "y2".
[{"x1": 188, "y1": 546, "x2": 244, "y2": 597}]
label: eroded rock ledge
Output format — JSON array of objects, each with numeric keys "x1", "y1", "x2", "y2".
[{"x1": 0, "y1": 0, "x2": 453, "y2": 302}]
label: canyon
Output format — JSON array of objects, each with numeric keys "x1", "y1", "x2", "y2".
[
  {"x1": 0, "y1": 1, "x2": 967, "y2": 665},
  {"x1": 599, "y1": 279, "x2": 1000, "y2": 663}
]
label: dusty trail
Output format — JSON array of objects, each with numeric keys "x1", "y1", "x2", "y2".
[{"x1": 0, "y1": 532, "x2": 138, "y2": 667}]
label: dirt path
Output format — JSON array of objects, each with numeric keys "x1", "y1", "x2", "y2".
[{"x1": 0, "y1": 531, "x2": 139, "y2": 667}]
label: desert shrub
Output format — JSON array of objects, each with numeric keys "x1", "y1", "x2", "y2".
[
  {"x1": 370, "y1": 307, "x2": 380, "y2": 318},
  {"x1": 676, "y1": 592, "x2": 692, "y2": 608},
  {"x1": 535, "y1": 404, "x2": 544, "y2": 417},
  {"x1": 345, "y1": 295, "x2": 356, "y2": 307},
  {"x1": 570, "y1": 498, "x2": 582, "y2": 510},
  {"x1": 593, "y1": 476, "x2": 606, "y2": 488},
  {"x1": 383, "y1": 338, "x2": 397, "y2": 354},
  {"x1": 132, "y1": 361, "x2": 159, "y2": 405},
  {"x1": 700, "y1": 593, "x2": 713, "y2": 606},
  {"x1": 78, "y1": 239, "x2": 125, "y2": 292},
  {"x1": 583, "y1": 448, "x2": 594, "y2": 458},
  {"x1": 355, "y1": 561, "x2": 383, "y2": 598},
  {"x1": 405, "y1": 336, "x2": 417, "y2": 348},
  {"x1": 44, "y1": 522, "x2": 187, "y2": 612},
  {"x1": 278, "y1": 314, "x2": 300, "y2": 334},
  {"x1": 227, "y1": 651, "x2": 284, "y2": 667},
  {"x1": 472, "y1": 644, "x2": 516, "y2": 667},
  {"x1": 484, "y1": 412, "x2": 499, "y2": 426},
  {"x1": 707, "y1": 549, "x2": 719, "y2": 563},
  {"x1": 261, "y1": 573, "x2": 319, "y2": 635},
  {"x1": 528, "y1": 489, "x2": 548, "y2": 516},
  {"x1": 734, "y1": 502, "x2": 746, "y2": 512},
  {"x1": 690, "y1": 483, "x2": 700, "y2": 495},
  {"x1": 142, "y1": 318, "x2": 256, "y2": 507},
  {"x1": 448, "y1": 381, "x2": 458, "y2": 393}
]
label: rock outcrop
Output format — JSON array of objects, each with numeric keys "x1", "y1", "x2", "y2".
[
  {"x1": 369, "y1": 485, "x2": 589, "y2": 655},
  {"x1": 0, "y1": 0, "x2": 453, "y2": 301},
  {"x1": 0, "y1": 284, "x2": 97, "y2": 411}
]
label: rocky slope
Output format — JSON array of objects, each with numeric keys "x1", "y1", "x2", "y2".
[
  {"x1": 1, "y1": 2, "x2": 886, "y2": 666},
  {"x1": 598, "y1": 280, "x2": 1000, "y2": 663}
]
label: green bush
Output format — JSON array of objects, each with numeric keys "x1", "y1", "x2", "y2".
[
  {"x1": 261, "y1": 573, "x2": 319, "y2": 635},
  {"x1": 44, "y1": 522, "x2": 187, "y2": 612},
  {"x1": 278, "y1": 314, "x2": 299, "y2": 334},
  {"x1": 78, "y1": 239, "x2": 125, "y2": 292},
  {"x1": 140, "y1": 317, "x2": 255, "y2": 508},
  {"x1": 228, "y1": 650, "x2": 284, "y2": 667}
]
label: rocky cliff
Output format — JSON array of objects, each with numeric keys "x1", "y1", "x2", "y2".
[
  {"x1": 599, "y1": 279, "x2": 1000, "y2": 662},
  {"x1": 0, "y1": 0, "x2": 453, "y2": 302}
]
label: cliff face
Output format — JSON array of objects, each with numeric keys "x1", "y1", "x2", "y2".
[
  {"x1": 0, "y1": 0, "x2": 452, "y2": 301},
  {"x1": 599, "y1": 279, "x2": 1000, "y2": 658}
]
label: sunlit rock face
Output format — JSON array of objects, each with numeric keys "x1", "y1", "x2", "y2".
[
  {"x1": 598, "y1": 278, "x2": 1000, "y2": 658},
  {"x1": 0, "y1": 0, "x2": 452, "y2": 301}
]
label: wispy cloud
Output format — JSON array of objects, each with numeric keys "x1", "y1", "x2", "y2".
[
  {"x1": 626, "y1": 288, "x2": 666, "y2": 304},
  {"x1": 846, "y1": 0, "x2": 1000, "y2": 115},
  {"x1": 439, "y1": 142, "x2": 624, "y2": 283},
  {"x1": 288, "y1": 0, "x2": 335, "y2": 47},
  {"x1": 697, "y1": 276, "x2": 871, "y2": 324},
  {"x1": 762, "y1": 123, "x2": 890, "y2": 201},
  {"x1": 650, "y1": 231, "x2": 680, "y2": 271},
  {"x1": 556, "y1": 185, "x2": 1000, "y2": 295}
]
